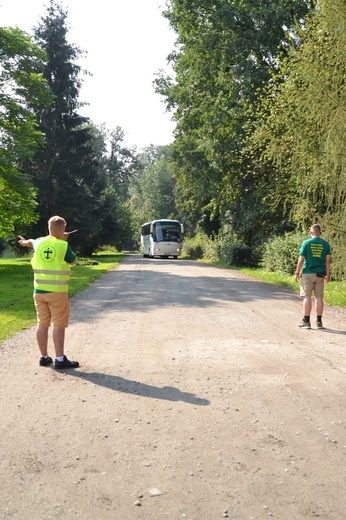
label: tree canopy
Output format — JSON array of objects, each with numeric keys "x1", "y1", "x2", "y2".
[
  {"x1": 249, "y1": 0, "x2": 346, "y2": 277},
  {"x1": 0, "y1": 26, "x2": 52, "y2": 235},
  {"x1": 155, "y1": 0, "x2": 314, "y2": 244},
  {"x1": 154, "y1": 0, "x2": 345, "y2": 278}
]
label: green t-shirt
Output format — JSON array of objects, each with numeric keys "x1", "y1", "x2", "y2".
[{"x1": 299, "y1": 237, "x2": 331, "y2": 274}]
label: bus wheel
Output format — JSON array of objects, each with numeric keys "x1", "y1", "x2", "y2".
[{"x1": 143, "y1": 254, "x2": 149, "y2": 258}]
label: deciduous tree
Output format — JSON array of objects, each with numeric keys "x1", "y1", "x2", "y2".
[
  {"x1": 156, "y1": 0, "x2": 313, "y2": 245},
  {"x1": 0, "y1": 27, "x2": 51, "y2": 235},
  {"x1": 250, "y1": 0, "x2": 346, "y2": 278},
  {"x1": 129, "y1": 145, "x2": 179, "y2": 243}
]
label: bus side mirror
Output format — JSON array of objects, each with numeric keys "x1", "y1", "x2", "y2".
[
  {"x1": 150, "y1": 224, "x2": 154, "y2": 234},
  {"x1": 180, "y1": 224, "x2": 184, "y2": 234}
]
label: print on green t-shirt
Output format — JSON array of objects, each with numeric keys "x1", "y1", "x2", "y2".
[{"x1": 310, "y1": 243, "x2": 323, "y2": 258}]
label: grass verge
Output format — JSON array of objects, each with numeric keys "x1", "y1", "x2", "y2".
[
  {"x1": 0, "y1": 253, "x2": 124, "y2": 344},
  {"x1": 196, "y1": 258, "x2": 346, "y2": 308},
  {"x1": 239, "y1": 267, "x2": 346, "y2": 307}
]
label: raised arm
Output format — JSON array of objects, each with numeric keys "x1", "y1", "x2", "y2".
[{"x1": 18, "y1": 235, "x2": 34, "y2": 248}]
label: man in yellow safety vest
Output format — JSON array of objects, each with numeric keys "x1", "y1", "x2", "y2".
[{"x1": 18, "y1": 216, "x2": 79, "y2": 369}]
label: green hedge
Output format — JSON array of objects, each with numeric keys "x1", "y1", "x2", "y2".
[
  {"x1": 181, "y1": 233, "x2": 208, "y2": 259},
  {"x1": 219, "y1": 235, "x2": 255, "y2": 266},
  {"x1": 183, "y1": 233, "x2": 257, "y2": 267},
  {"x1": 261, "y1": 231, "x2": 306, "y2": 275}
]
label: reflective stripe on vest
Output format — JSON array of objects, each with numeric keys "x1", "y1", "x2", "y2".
[
  {"x1": 31, "y1": 237, "x2": 71, "y2": 292},
  {"x1": 33, "y1": 269, "x2": 70, "y2": 275},
  {"x1": 33, "y1": 277, "x2": 69, "y2": 286}
]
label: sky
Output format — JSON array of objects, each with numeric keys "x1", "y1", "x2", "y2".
[{"x1": 0, "y1": 0, "x2": 177, "y2": 149}]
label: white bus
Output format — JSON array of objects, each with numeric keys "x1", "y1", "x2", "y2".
[{"x1": 141, "y1": 219, "x2": 184, "y2": 259}]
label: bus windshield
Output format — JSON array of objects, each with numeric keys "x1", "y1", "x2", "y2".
[{"x1": 153, "y1": 220, "x2": 181, "y2": 242}]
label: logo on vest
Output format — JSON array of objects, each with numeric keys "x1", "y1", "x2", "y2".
[{"x1": 40, "y1": 245, "x2": 56, "y2": 263}]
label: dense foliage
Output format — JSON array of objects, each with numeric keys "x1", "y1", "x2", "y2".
[
  {"x1": 155, "y1": 0, "x2": 345, "y2": 279},
  {"x1": 261, "y1": 232, "x2": 308, "y2": 276},
  {"x1": 0, "y1": 26, "x2": 52, "y2": 235},
  {"x1": 128, "y1": 145, "x2": 180, "y2": 246},
  {"x1": 155, "y1": 0, "x2": 314, "y2": 243},
  {"x1": 249, "y1": 0, "x2": 346, "y2": 279}
]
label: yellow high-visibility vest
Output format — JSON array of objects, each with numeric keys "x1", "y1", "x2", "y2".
[{"x1": 31, "y1": 237, "x2": 71, "y2": 292}]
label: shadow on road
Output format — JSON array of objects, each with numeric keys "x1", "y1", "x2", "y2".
[
  {"x1": 65, "y1": 370, "x2": 211, "y2": 406},
  {"x1": 71, "y1": 254, "x2": 300, "y2": 325},
  {"x1": 317, "y1": 328, "x2": 346, "y2": 335}
]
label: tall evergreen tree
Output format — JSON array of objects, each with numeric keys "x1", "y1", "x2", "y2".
[{"x1": 24, "y1": 0, "x2": 107, "y2": 253}]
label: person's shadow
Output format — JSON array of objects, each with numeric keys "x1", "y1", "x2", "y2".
[
  {"x1": 318, "y1": 328, "x2": 346, "y2": 335},
  {"x1": 66, "y1": 371, "x2": 210, "y2": 406}
]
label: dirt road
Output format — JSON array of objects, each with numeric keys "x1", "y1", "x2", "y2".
[{"x1": 1, "y1": 254, "x2": 345, "y2": 520}]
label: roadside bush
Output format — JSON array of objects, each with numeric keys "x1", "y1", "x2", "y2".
[
  {"x1": 203, "y1": 236, "x2": 220, "y2": 262},
  {"x1": 182, "y1": 233, "x2": 209, "y2": 259},
  {"x1": 219, "y1": 234, "x2": 233, "y2": 263},
  {"x1": 262, "y1": 231, "x2": 307, "y2": 275},
  {"x1": 219, "y1": 233, "x2": 257, "y2": 266},
  {"x1": 222, "y1": 241, "x2": 253, "y2": 266},
  {"x1": 183, "y1": 232, "x2": 257, "y2": 266}
]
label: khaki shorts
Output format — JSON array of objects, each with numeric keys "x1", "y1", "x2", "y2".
[
  {"x1": 300, "y1": 273, "x2": 325, "y2": 299},
  {"x1": 33, "y1": 292, "x2": 70, "y2": 328}
]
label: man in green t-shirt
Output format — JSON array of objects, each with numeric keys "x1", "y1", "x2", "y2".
[{"x1": 294, "y1": 224, "x2": 331, "y2": 329}]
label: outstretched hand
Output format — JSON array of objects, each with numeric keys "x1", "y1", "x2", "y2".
[{"x1": 17, "y1": 235, "x2": 33, "y2": 248}]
